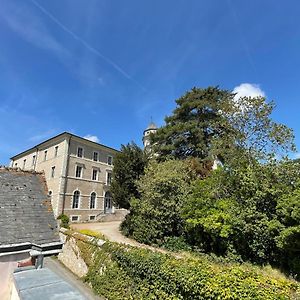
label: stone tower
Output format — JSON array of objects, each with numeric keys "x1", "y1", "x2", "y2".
[{"x1": 143, "y1": 121, "x2": 158, "y2": 149}]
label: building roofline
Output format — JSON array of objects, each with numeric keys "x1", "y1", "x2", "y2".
[{"x1": 10, "y1": 131, "x2": 119, "y2": 160}]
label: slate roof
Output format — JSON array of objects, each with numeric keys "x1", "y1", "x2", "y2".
[{"x1": 0, "y1": 168, "x2": 61, "y2": 252}]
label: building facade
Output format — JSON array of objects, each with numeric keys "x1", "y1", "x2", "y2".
[
  {"x1": 142, "y1": 122, "x2": 158, "y2": 149},
  {"x1": 10, "y1": 132, "x2": 118, "y2": 223}
]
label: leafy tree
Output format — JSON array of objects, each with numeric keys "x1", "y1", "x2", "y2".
[
  {"x1": 151, "y1": 86, "x2": 234, "y2": 161},
  {"x1": 111, "y1": 142, "x2": 147, "y2": 209},
  {"x1": 151, "y1": 87, "x2": 295, "y2": 168},
  {"x1": 121, "y1": 159, "x2": 194, "y2": 245},
  {"x1": 182, "y1": 160, "x2": 300, "y2": 271}
]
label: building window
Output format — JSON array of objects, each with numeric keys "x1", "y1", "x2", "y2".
[
  {"x1": 106, "y1": 172, "x2": 112, "y2": 185},
  {"x1": 104, "y1": 191, "x2": 112, "y2": 213},
  {"x1": 44, "y1": 150, "x2": 47, "y2": 161},
  {"x1": 90, "y1": 192, "x2": 96, "y2": 209},
  {"x1": 48, "y1": 190, "x2": 52, "y2": 201},
  {"x1": 23, "y1": 159, "x2": 26, "y2": 169},
  {"x1": 54, "y1": 146, "x2": 59, "y2": 157},
  {"x1": 77, "y1": 147, "x2": 83, "y2": 158},
  {"x1": 71, "y1": 216, "x2": 79, "y2": 222},
  {"x1": 72, "y1": 191, "x2": 80, "y2": 209},
  {"x1": 51, "y1": 166, "x2": 55, "y2": 178},
  {"x1": 92, "y1": 169, "x2": 98, "y2": 181},
  {"x1": 14, "y1": 163, "x2": 17, "y2": 167},
  {"x1": 93, "y1": 152, "x2": 98, "y2": 162},
  {"x1": 107, "y1": 156, "x2": 113, "y2": 165},
  {"x1": 75, "y1": 166, "x2": 82, "y2": 178},
  {"x1": 32, "y1": 155, "x2": 36, "y2": 166},
  {"x1": 89, "y1": 215, "x2": 96, "y2": 221}
]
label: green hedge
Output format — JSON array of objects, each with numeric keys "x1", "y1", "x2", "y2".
[{"x1": 80, "y1": 241, "x2": 300, "y2": 300}]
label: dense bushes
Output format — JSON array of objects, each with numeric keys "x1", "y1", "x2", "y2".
[
  {"x1": 57, "y1": 213, "x2": 69, "y2": 228},
  {"x1": 122, "y1": 159, "x2": 300, "y2": 277},
  {"x1": 182, "y1": 162, "x2": 300, "y2": 276},
  {"x1": 81, "y1": 240, "x2": 300, "y2": 299},
  {"x1": 121, "y1": 159, "x2": 194, "y2": 245}
]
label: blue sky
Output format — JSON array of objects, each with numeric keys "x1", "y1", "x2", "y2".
[{"x1": 1, "y1": 0, "x2": 300, "y2": 165}]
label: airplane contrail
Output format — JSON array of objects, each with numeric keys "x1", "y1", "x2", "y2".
[{"x1": 29, "y1": 0, "x2": 146, "y2": 90}]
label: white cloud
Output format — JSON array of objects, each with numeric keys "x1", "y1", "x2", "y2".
[
  {"x1": 84, "y1": 134, "x2": 100, "y2": 143},
  {"x1": 233, "y1": 83, "x2": 265, "y2": 101}
]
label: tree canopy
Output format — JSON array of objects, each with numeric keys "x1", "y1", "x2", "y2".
[
  {"x1": 151, "y1": 86, "x2": 295, "y2": 167},
  {"x1": 111, "y1": 142, "x2": 147, "y2": 209}
]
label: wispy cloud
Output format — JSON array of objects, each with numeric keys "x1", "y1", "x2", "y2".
[
  {"x1": 0, "y1": 2, "x2": 68, "y2": 60},
  {"x1": 226, "y1": 0, "x2": 256, "y2": 73},
  {"x1": 83, "y1": 134, "x2": 100, "y2": 143},
  {"x1": 29, "y1": 0, "x2": 146, "y2": 90}
]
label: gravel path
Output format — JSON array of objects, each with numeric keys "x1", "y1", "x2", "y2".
[{"x1": 71, "y1": 221, "x2": 168, "y2": 254}]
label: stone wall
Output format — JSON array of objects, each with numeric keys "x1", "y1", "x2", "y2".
[{"x1": 58, "y1": 228, "x2": 105, "y2": 278}]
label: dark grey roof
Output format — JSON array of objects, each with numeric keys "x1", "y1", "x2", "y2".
[
  {"x1": 0, "y1": 168, "x2": 61, "y2": 250},
  {"x1": 146, "y1": 122, "x2": 157, "y2": 130}
]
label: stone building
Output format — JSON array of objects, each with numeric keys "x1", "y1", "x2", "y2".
[
  {"x1": 142, "y1": 121, "x2": 158, "y2": 149},
  {"x1": 10, "y1": 132, "x2": 118, "y2": 223}
]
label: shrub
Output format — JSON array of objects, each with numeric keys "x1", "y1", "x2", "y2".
[
  {"x1": 81, "y1": 241, "x2": 300, "y2": 300},
  {"x1": 121, "y1": 159, "x2": 194, "y2": 245},
  {"x1": 57, "y1": 214, "x2": 69, "y2": 228}
]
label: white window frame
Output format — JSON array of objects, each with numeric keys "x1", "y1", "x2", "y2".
[
  {"x1": 89, "y1": 215, "x2": 96, "y2": 221},
  {"x1": 93, "y1": 151, "x2": 99, "y2": 162},
  {"x1": 75, "y1": 165, "x2": 83, "y2": 178},
  {"x1": 106, "y1": 172, "x2": 112, "y2": 185},
  {"x1": 72, "y1": 190, "x2": 80, "y2": 209},
  {"x1": 77, "y1": 146, "x2": 84, "y2": 158},
  {"x1": 91, "y1": 169, "x2": 98, "y2": 181},
  {"x1": 71, "y1": 215, "x2": 80, "y2": 222},
  {"x1": 90, "y1": 192, "x2": 97, "y2": 209},
  {"x1": 107, "y1": 155, "x2": 113, "y2": 165}
]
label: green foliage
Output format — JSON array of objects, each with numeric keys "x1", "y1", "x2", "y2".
[
  {"x1": 152, "y1": 86, "x2": 234, "y2": 161},
  {"x1": 152, "y1": 86, "x2": 295, "y2": 166},
  {"x1": 121, "y1": 159, "x2": 194, "y2": 245},
  {"x1": 111, "y1": 142, "x2": 147, "y2": 209},
  {"x1": 57, "y1": 213, "x2": 69, "y2": 228},
  {"x1": 78, "y1": 229, "x2": 106, "y2": 240},
  {"x1": 80, "y1": 240, "x2": 300, "y2": 300},
  {"x1": 182, "y1": 160, "x2": 300, "y2": 276}
]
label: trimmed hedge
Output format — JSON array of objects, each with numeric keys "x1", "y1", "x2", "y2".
[{"x1": 80, "y1": 241, "x2": 300, "y2": 300}]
